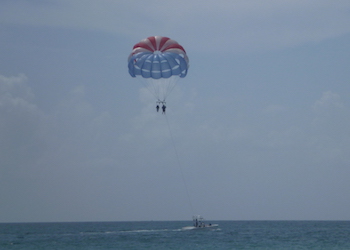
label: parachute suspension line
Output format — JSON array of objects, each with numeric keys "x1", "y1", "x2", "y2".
[
  {"x1": 164, "y1": 114, "x2": 195, "y2": 215},
  {"x1": 137, "y1": 78, "x2": 171, "y2": 103},
  {"x1": 151, "y1": 79, "x2": 161, "y2": 101},
  {"x1": 137, "y1": 78, "x2": 159, "y2": 101},
  {"x1": 162, "y1": 76, "x2": 179, "y2": 101}
]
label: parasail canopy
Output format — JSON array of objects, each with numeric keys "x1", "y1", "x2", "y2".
[
  {"x1": 128, "y1": 36, "x2": 189, "y2": 102},
  {"x1": 128, "y1": 36, "x2": 189, "y2": 79}
]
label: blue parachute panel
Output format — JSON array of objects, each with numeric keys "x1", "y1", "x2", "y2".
[{"x1": 128, "y1": 52, "x2": 188, "y2": 79}]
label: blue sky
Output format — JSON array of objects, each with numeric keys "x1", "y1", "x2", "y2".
[{"x1": 1, "y1": 0, "x2": 350, "y2": 222}]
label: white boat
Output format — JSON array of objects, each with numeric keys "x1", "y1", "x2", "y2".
[{"x1": 182, "y1": 215, "x2": 219, "y2": 230}]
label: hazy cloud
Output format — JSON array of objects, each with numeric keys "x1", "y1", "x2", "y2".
[
  {"x1": 1, "y1": 0, "x2": 350, "y2": 222},
  {"x1": 2, "y1": 1, "x2": 350, "y2": 53},
  {"x1": 313, "y1": 91, "x2": 343, "y2": 111}
]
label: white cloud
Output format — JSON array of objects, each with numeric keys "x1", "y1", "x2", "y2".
[
  {"x1": 309, "y1": 91, "x2": 350, "y2": 163},
  {"x1": 313, "y1": 91, "x2": 343, "y2": 111},
  {"x1": 0, "y1": 73, "x2": 39, "y2": 135},
  {"x1": 0, "y1": 74, "x2": 43, "y2": 174},
  {"x1": 0, "y1": 74, "x2": 119, "y2": 173},
  {"x1": 0, "y1": 73, "x2": 34, "y2": 105}
]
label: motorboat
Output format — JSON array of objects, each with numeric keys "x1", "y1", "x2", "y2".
[{"x1": 182, "y1": 215, "x2": 219, "y2": 230}]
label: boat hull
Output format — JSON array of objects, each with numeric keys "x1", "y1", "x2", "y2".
[{"x1": 182, "y1": 224, "x2": 219, "y2": 230}]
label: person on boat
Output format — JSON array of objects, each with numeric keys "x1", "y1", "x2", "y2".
[{"x1": 162, "y1": 104, "x2": 166, "y2": 114}]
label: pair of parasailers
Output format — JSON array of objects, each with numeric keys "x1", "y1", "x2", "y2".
[{"x1": 156, "y1": 104, "x2": 166, "y2": 114}]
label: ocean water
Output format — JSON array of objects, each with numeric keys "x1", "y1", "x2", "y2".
[{"x1": 1, "y1": 221, "x2": 350, "y2": 249}]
